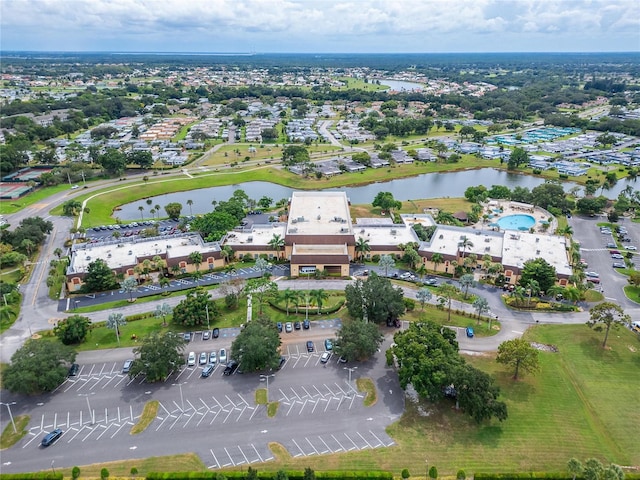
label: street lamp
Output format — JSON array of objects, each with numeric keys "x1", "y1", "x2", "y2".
[
  {"x1": 0, "y1": 401, "x2": 17, "y2": 433},
  {"x1": 260, "y1": 374, "x2": 275, "y2": 403},
  {"x1": 305, "y1": 291, "x2": 310, "y2": 322},
  {"x1": 205, "y1": 304, "x2": 210, "y2": 330},
  {"x1": 172, "y1": 382, "x2": 186, "y2": 412},
  {"x1": 78, "y1": 393, "x2": 95, "y2": 425},
  {"x1": 425, "y1": 459, "x2": 429, "y2": 480},
  {"x1": 343, "y1": 366, "x2": 358, "y2": 391}
]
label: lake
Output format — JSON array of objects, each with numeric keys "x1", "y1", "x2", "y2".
[
  {"x1": 379, "y1": 79, "x2": 424, "y2": 91},
  {"x1": 114, "y1": 167, "x2": 622, "y2": 220}
]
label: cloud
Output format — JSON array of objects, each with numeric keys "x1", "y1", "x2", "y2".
[{"x1": 1, "y1": 0, "x2": 638, "y2": 52}]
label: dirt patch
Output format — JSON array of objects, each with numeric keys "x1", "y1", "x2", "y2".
[{"x1": 530, "y1": 342, "x2": 558, "y2": 352}]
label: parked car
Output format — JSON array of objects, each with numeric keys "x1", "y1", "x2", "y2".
[
  {"x1": 585, "y1": 271, "x2": 599, "y2": 278},
  {"x1": 611, "y1": 254, "x2": 624, "y2": 259},
  {"x1": 587, "y1": 277, "x2": 600, "y2": 284},
  {"x1": 285, "y1": 322, "x2": 293, "y2": 333},
  {"x1": 223, "y1": 360, "x2": 239, "y2": 376},
  {"x1": 187, "y1": 352, "x2": 196, "y2": 367},
  {"x1": 122, "y1": 359, "x2": 134, "y2": 374},
  {"x1": 276, "y1": 322, "x2": 283, "y2": 332},
  {"x1": 276, "y1": 356, "x2": 286, "y2": 370},
  {"x1": 212, "y1": 327, "x2": 220, "y2": 338},
  {"x1": 424, "y1": 277, "x2": 438, "y2": 286},
  {"x1": 606, "y1": 242, "x2": 616, "y2": 248},
  {"x1": 202, "y1": 330, "x2": 210, "y2": 340},
  {"x1": 626, "y1": 246, "x2": 637, "y2": 251},
  {"x1": 219, "y1": 348, "x2": 227, "y2": 364},
  {"x1": 199, "y1": 352, "x2": 208, "y2": 365},
  {"x1": 613, "y1": 262, "x2": 626, "y2": 268},
  {"x1": 68, "y1": 363, "x2": 79, "y2": 377},
  {"x1": 306, "y1": 341, "x2": 314, "y2": 352},
  {"x1": 303, "y1": 319, "x2": 310, "y2": 329},
  {"x1": 41, "y1": 428, "x2": 63, "y2": 447},
  {"x1": 209, "y1": 351, "x2": 217, "y2": 364},
  {"x1": 320, "y1": 352, "x2": 331, "y2": 364},
  {"x1": 465, "y1": 326, "x2": 475, "y2": 338},
  {"x1": 183, "y1": 332, "x2": 191, "y2": 343},
  {"x1": 294, "y1": 321, "x2": 301, "y2": 330},
  {"x1": 324, "y1": 339, "x2": 333, "y2": 351},
  {"x1": 201, "y1": 364, "x2": 215, "y2": 378}
]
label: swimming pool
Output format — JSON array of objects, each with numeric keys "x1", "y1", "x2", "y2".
[{"x1": 496, "y1": 214, "x2": 536, "y2": 231}]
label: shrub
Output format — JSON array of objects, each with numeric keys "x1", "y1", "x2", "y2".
[
  {"x1": 401, "y1": 469, "x2": 410, "y2": 479},
  {"x1": 456, "y1": 470, "x2": 466, "y2": 480},
  {"x1": 72, "y1": 467, "x2": 80, "y2": 479}
]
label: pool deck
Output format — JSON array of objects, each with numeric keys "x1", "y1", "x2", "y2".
[{"x1": 475, "y1": 200, "x2": 558, "y2": 234}]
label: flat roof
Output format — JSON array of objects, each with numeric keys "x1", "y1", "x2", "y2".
[
  {"x1": 291, "y1": 244, "x2": 349, "y2": 255},
  {"x1": 287, "y1": 191, "x2": 353, "y2": 236},
  {"x1": 68, "y1": 234, "x2": 219, "y2": 274},
  {"x1": 502, "y1": 231, "x2": 571, "y2": 276},
  {"x1": 224, "y1": 224, "x2": 287, "y2": 247},
  {"x1": 428, "y1": 226, "x2": 504, "y2": 259},
  {"x1": 355, "y1": 223, "x2": 418, "y2": 247}
]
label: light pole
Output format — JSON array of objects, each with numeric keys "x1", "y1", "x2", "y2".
[
  {"x1": 425, "y1": 459, "x2": 429, "y2": 480},
  {"x1": 305, "y1": 291, "x2": 310, "y2": 322},
  {"x1": 51, "y1": 460, "x2": 55, "y2": 475},
  {"x1": 260, "y1": 374, "x2": 275, "y2": 403},
  {"x1": 172, "y1": 382, "x2": 186, "y2": 412},
  {"x1": 78, "y1": 393, "x2": 95, "y2": 424},
  {"x1": 344, "y1": 366, "x2": 358, "y2": 391},
  {"x1": 0, "y1": 401, "x2": 17, "y2": 433},
  {"x1": 205, "y1": 304, "x2": 210, "y2": 330}
]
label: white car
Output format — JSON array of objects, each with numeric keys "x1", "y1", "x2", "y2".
[
  {"x1": 585, "y1": 271, "x2": 599, "y2": 278},
  {"x1": 187, "y1": 352, "x2": 196, "y2": 367},
  {"x1": 626, "y1": 246, "x2": 637, "y2": 251},
  {"x1": 219, "y1": 348, "x2": 227, "y2": 364},
  {"x1": 209, "y1": 351, "x2": 217, "y2": 364},
  {"x1": 199, "y1": 352, "x2": 208, "y2": 365}
]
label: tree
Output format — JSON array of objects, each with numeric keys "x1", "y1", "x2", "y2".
[
  {"x1": 231, "y1": 316, "x2": 281, "y2": 372},
  {"x1": 344, "y1": 273, "x2": 405, "y2": 325},
  {"x1": 2, "y1": 339, "x2": 76, "y2": 394},
  {"x1": 121, "y1": 277, "x2": 137, "y2": 302},
  {"x1": 378, "y1": 254, "x2": 396, "y2": 277},
  {"x1": 164, "y1": 202, "x2": 183, "y2": 220},
  {"x1": 54, "y1": 315, "x2": 91, "y2": 345},
  {"x1": 416, "y1": 287, "x2": 433, "y2": 310},
  {"x1": 97, "y1": 148, "x2": 127, "y2": 176},
  {"x1": 355, "y1": 237, "x2": 371, "y2": 262},
  {"x1": 584, "y1": 459, "x2": 605, "y2": 480},
  {"x1": 303, "y1": 467, "x2": 316, "y2": 480},
  {"x1": 568, "y1": 458, "x2": 583, "y2": 480},
  {"x1": 268, "y1": 234, "x2": 285, "y2": 260},
  {"x1": 138, "y1": 206, "x2": 145, "y2": 220},
  {"x1": 436, "y1": 283, "x2": 459, "y2": 322},
  {"x1": 172, "y1": 288, "x2": 218, "y2": 327},
  {"x1": 154, "y1": 302, "x2": 172, "y2": 327},
  {"x1": 278, "y1": 288, "x2": 298, "y2": 315},
  {"x1": 496, "y1": 338, "x2": 540, "y2": 380},
  {"x1": 459, "y1": 273, "x2": 475, "y2": 299},
  {"x1": 431, "y1": 252, "x2": 444, "y2": 272},
  {"x1": 245, "y1": 277, "x2": 278, "y2": 315},
  {"x1": 186, "y1": 199, "x2": 194, "y2": 216},
  {"x1": 507, "y1": 147, "x2": 529, "y2": 170},
  {"x1": 335, "y1": 319, "x2": 383, "y2": 362},
  {"x1": 372, "y1": 191, "x2": 402, "y2": 214},
  {"x1": 129, "y1": 332, "x2": 185, "y2": 382},
  {"x1": 127, "y1": 150, "x2": 153, "y2": 168},
  {"x1": 83, "y1": 259, "x2": 118, "y2": 292},
  {"x1": 587, "y1": 302, "x2": 631, "y2": 348},
  {"x1": 62, "y1": 199, "x2": 83, "y2": 216},
  {"x1": 451, "y1": 363, "x2": 508, "y2": 423},
  {"x1": 309, "y1": 288, "x2": 329, "y2": 312},
  {"x1": 107, "y1": 313, "x2": 127, "y2": 345},
  {"x1": 458, "y1": 236, "x2": 474, "y2": 259},
  {"x1": 188, "y1": 251, "x2": 203, "y2": 272},
  {"x1": 519, "y1": 258, "x2": 557, "y2": 294},
  {"x1": 523, "y1": 278, "x2": 540, "y2": 306},
  {"x1": 472, "y1": 296, "x2": 489, "y2": 322},
  {"x1": 429, "y1": 466, "x2": 438, "y2": 480}
]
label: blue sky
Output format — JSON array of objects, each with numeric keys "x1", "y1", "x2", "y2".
[{"x1": 1, "y1": 0, "x2": 639, "y2": 53}]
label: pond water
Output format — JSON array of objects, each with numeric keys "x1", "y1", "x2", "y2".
[
  {"x1": 379, "y1": 79, "x2": 424, "y2": 92},
  {"x1": 115, "y1": 168, "x2": 609, "y2": 221}
]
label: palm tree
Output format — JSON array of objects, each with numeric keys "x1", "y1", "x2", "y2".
[
  {"x1": 150, "y1": 208, "x2": 156, "y2": 219},
  {"x1": 436, "y1": 283, "x2": 458, "y2": 322},
  {"x1": 154, "y1": 302, "x2": 172, "y2": 327},
  {"x1": 415, "y1": 263, "x2": 428, "y2": 281},
  {"x1": 431, "y1": 253, "x2": 444, "y2": 272},
  {"x1": 221, "y1": 245, "x2": 234, "y2": 265},
  {"x1": 170, "y1": 264, "x2": 181, "y2": 276},
  {"x1": 416, "y1": 287, "x2": 432, "y2": 310},
  {"x1": 121, "y1": 277, "x2": 137, "y2": 302},
  {"x1": 54, "y1": 247, "x2": 63, "y2": 259},
  {"x1": 355, "y1": 237, "x2": 371, "y2": 262},
  {"x1": 523, "y1": 279, "x2": 540, "y2": 306},
  {"x1": 268, "y1": 234, "x2": 285, "y2": 260},
  {"x1": 153, "y1": 255, "x2": 166, "y2": 276},
  {"x1": 557, "y1": 225, "x2": 573, "y2": 236},
  {"x1": 458, "y1": 235, "x2": 474, "y2": 259},
  {"x1": 155, "y1": 204, "x2": 161, "y2": 217},
  {"x1": 146, "y1": 199, "x2": 153, "y2": 206},
  {"x1": 107, "y1": 313, "x2": 127, "y2": 345},
  {"x1": 279, "y1": 288, "x2": 297, "y2": 315},
  {"x1": 473, "y1": 296, "x2": 490, "y2": 323},
  {"x1": 459, "y1": 273, "x2": 475, "y2": 299},
  {"x1": 187, "y1": 199, "x2": 193, "y2": 216},
  {"x1": 378, "y1": 254, "x2": 396, "y2": 277},
  {"x1": 138, "y1": 205, "x2": 144, "y2": 220},
  {"x1": 188, "y1": 251, "x2": 203, "y2": 272},
  {"x1": 310, "y1": 289, "x2": 329, "y2": 314}
]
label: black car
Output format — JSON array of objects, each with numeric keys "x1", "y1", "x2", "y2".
[
  {"x1": 68, "y1": 363, "x2": 79, "y2": 377},
  {"x1": 306, "y1": 341, "x2": 315, "y2": 352},
  {"x1": 41, "y1": 428, "x2": 63, "y2": 447},
  {"x1": 212, "y1": 328, "x2": 220, "y2": 338},
  {"x1": 201, "y1": 364, "x2": 215, "y2": 378},
  {"x1": 223, "y1": 360, "x2": 239, "y2": 376},
  {"x1": 294, "y1": 321, "x2": 301, "y2": 330},
  {"x1": 183, "y1": 332, "x2": 191, "y2": 342},
  {"x1": 303, "y1": 319, "x2": 310, "y2": 329}
]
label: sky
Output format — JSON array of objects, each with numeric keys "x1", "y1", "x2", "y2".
[{"x1": 1, "y1": 0, "x2": 639, "y2": 53}]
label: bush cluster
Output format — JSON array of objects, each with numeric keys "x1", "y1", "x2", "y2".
[{"x1": 146, "y1": 471, "x2": 393, "y2": 480}]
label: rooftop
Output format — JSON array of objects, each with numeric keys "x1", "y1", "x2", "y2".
[{"x1": 287, "y1": 191, "x2": 353, "y2": 236}]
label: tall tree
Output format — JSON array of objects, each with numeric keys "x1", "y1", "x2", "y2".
[
  {"x1": 431, "y1": 252, "x2": 444, "y2": 272},
  {"x1": 436, "y1": 283, "x2": 459, "y2": 322},
  {"x1": 154, "y1": 302, "x2": 172, "y2": 327},
  {"x1": 121, "y1": 277, "x2": 138, "y2": 302},
  {"x1": 457, "y1": 235, "x2": 474, "y2": 258},
  {"x1": 186, "y1": 199, "x2": 194, "y2": 216},
  {"x1": 268, "y1": 234, "x2": 285, "y2": 260},
  {"x1": 335, "y1": 319, "x2": 383, "y2": 362},
  {"x1": 451, "y1": 363, "x2": 508, "y2": 423},
  {"x1": 496, "y1": 338, "x2": 540, "y2": 380},
  {"x1": 129, "y1": 332, "x2": 185, "y2": 382},
  {"x1": 231, "y1": 316, "x2": 281, "y2": 372},
  {"x1": 372, "y1": 191, "x2": 402, "y2": 214},
  {"x1": 472, "y1": 296, "x2": 490, "y2": 323},
  {"x1": 416, "y1": 287, "x2": 433, "y2": 310},
  {"x1": 188, "y1": 251, "x2": 203, "y2": 272},
  {"x1": 172, "y1": 288, "x2": 218, "y2": 327},
  {"x1": 107, "y1": 313, "x2": 127, "y2": 345},
  {"x1": 355, "y1": 237, "x2": 371, "y2": 262},
  {"x1": 309, "y1": 288, "x2": 329, "y2": 313},
  {"x1": 378, "y1": 254, "x2": 396, "y2": 277},
  {"x1": 459, "y1": 273, "x2": 475, "y2": 299},
  {"x1": 83, "y1": 259, "x2": 118, "y2": 293},
  {"x1": 587, "y1": 302, "x2": 631, "y2": 348},
  {"x1": 245, "y1": 277, "x2": 278, "y2": 315},
  {"x1": 344, "y1": 273, "x2": 405, "y2": 325},
  {"x1": 519, "y1": 258, "x2": 557, "y2": 294},
  {"x1": 53, "y1": 315, "x2": 91, "y2": 345}
]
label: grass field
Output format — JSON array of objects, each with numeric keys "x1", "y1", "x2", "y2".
[{"x1": 0, "y1": 183, "x2": 74, "y2": 215}]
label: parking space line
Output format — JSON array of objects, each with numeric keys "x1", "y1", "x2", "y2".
[
  {"x1": 277, "y1": 388, "x2": 289, "y2": 401},
  {"x1": 286, "y1": 401, "x2": 296, "y2": 416},
  {"x1": 356, "y1": 431, "x2": 372, "y2": 448},
  {"x1": 289, "y1": 387, "x2": 301, "y2": 401},
  {"x1": 237, "y1": 393, "x2": 250, "y2": 407},
  {"x1": 317, "y1": 436, "x2": 331, "y2": 454},
  {"x1": 305, "y1": 437, "x2": 319, "y2": 455},
  {"x1": 298, "y1": 399, "x2": 307, "y2": 415},
  {"x1": 110, "y1": 421, "x2": 131, "y2": 438},
  {"x1": 66, "y1": 427, "x2": 85, "y2": 443},
  {"x1": 223, "y1": 406, "x2": 235, "y2": 423},
  {"x1": 224, "y1": 395, "x2": 236, "y2": 408},
  {"x1": 343, "y1": 433, "x2": 358, "y2": 451},
  {"x1": 169, "y1": 412, "x2": 183, "y2": 430},
  {"x1": 250, "y1": 444, "x2": 263, "y2": 463},
  {"x1": 323, "y1": 384, "x2": 334, "y2": 397},
  {"x1": 236, "y1": 405, "x2": 247, "y2": 421},
  {"x1": 82, "y1": 425, "x2": 97, "y2": 441},
  {"x1": 331, "y1": 434, "x2": 345, "y2": 452},
  {"x1": 222, "y1": 447, "x2": 235, "y2": 467},
  {"x1": 209, "y1": 408, "x2": 222, "y2": 424},
  {"x1": 369, "y1": 430, "x2": 384, "y2": 447},
  {"x1": 238, "y1": 445, "x2": 250, "y2": 465},
  {"x1": 301, "y1": 386, "x2": 313, "y2": 398},
  {"x1": 249, "y1": 404, "x2": 261, "y2": 420},
  {"x1": 291, "y1": 438, "x2": 306, "y2": 457},
  {"x1": 211, "y1": 395, "x2": 223, "y2": 409},
  {"x1": 313, "y1": 385, "x2": 325, "y2": 397},
  {"x1": 311, "y1": 398, "x2": 322, "y2": 413},
  {"x1": 334, "y1": 382, "x2": 348, "y2": 395},
  {"x1": 209, "y1": 449, "x2": 220, "y2": 469}
]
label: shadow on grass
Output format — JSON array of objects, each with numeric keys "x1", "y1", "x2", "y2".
[{"x1": 579, "y1": 335, "x2": 622, "y2": 362}]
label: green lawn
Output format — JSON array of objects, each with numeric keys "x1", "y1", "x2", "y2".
[
  {"x1": 623, "y1": 285, "x2": 640, "y2": 303},
  {"x1": 0, "y1": 183, "x2": 73, "y2": 215}
]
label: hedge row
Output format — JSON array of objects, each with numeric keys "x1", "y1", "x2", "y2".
[
  {"x1": 268, "y1": 299, "x2": 345, "y2": 316},
  {"x1": 475, "y1": 473, "x2": 640, "y2": 480},
  {"x1": 147, "y1": 470, "x2": 393, "y2": 480},
  {"x1": 0, "y1": 474, "x2": 63, "y2": 480}
]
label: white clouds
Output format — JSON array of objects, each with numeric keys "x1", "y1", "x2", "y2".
[{"x1": 1, "y1": 0, "x2": 638, "y2": 52}]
